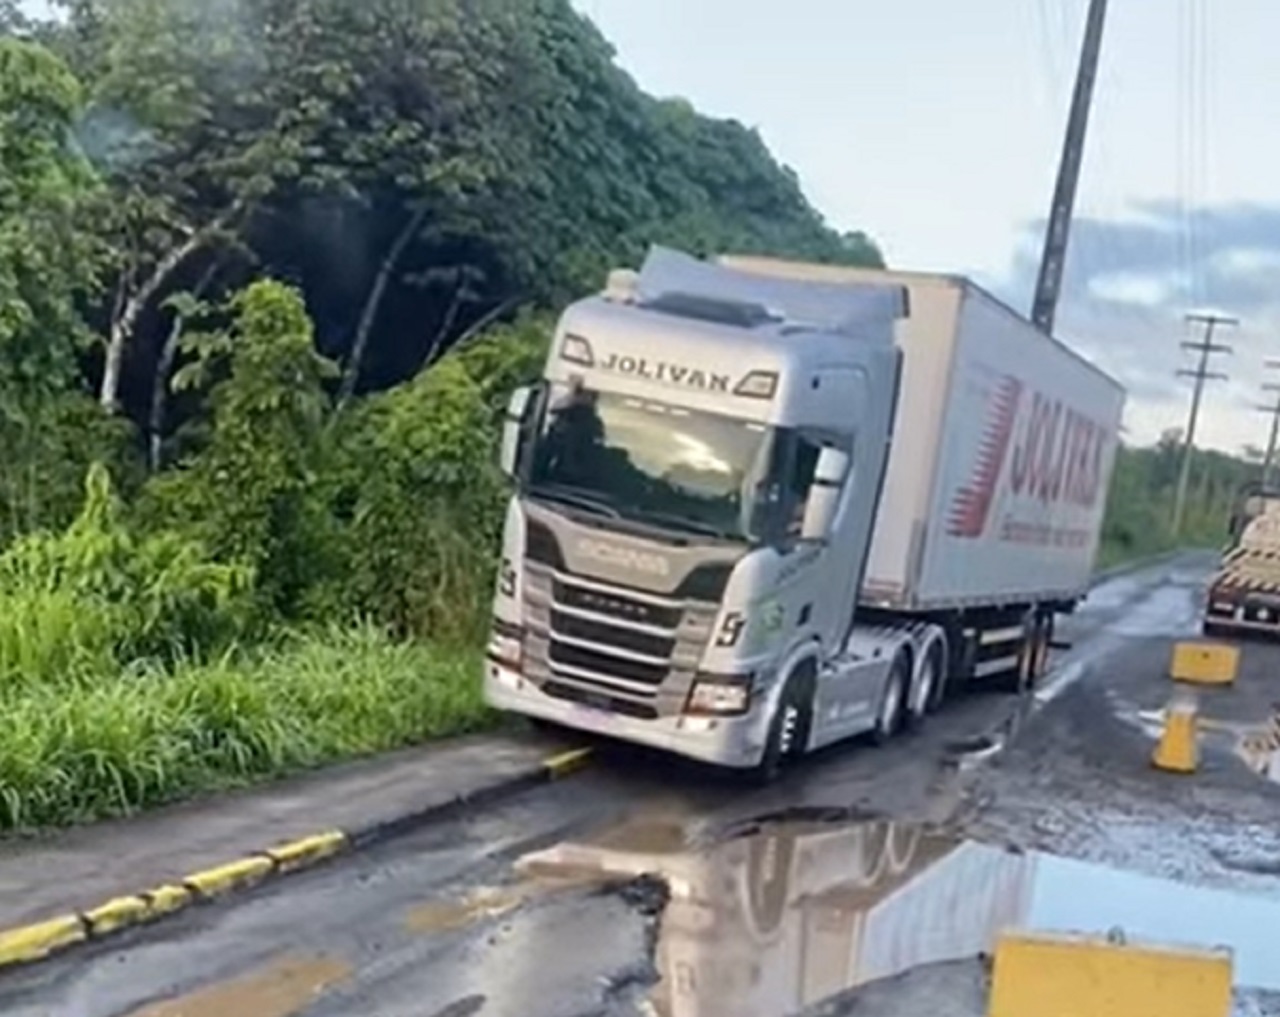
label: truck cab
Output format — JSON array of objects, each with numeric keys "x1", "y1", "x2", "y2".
[{"x1": 485, "y1": 248, "x2": 923, "y2": 775}]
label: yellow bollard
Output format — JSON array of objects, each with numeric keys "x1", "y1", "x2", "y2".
[
  {"x1": 987, "y1": 929, "x2": 1233, "y2": 1017},
  {"x1": 1169, "y1": 641, "x2": 1239, "y2": 686},
  {"x1": 1153, "y1": 694, "x2": 1200, "y2": 773}
]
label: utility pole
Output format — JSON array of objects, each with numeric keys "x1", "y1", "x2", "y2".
[
  {"x1": 1258, "y1": 359, "x2": 1280, "y2": 489},
  {"x1": 1031, "y1": 0, "x2": 1110, "y2": 335},
  {"x1": 1172, "y1": 313, "x2": 1238, "y2": 536}
]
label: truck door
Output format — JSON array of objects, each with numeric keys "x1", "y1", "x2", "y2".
[{"x1": 796, "y1": 360, "x2": 896, "y2": 653}]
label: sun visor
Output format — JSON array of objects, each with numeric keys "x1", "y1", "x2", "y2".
[{"x1": 634, "y1": 245, "x2": 910, "y2": 333}]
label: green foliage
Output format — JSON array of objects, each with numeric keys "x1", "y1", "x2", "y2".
[
  {"x1": 451, "y1": 311, "x2": 554, "y2": 422},
  {"x1": 146, "y1": 279, "x2": 340, "y2": 613},
  {"x1": 0, "y1": 624, "x2": 490, "y2": 829},
  {"x1": 327, "y1": 356, "x2": 505, "y2": 642},
  {"x1": 1098, "y1": 435, "x2": 1244, "y2": 568},
  {"x1": 0, "y1": 0, "x2": 896, "y2": 829},
  {"x1": 38, "y1": 0, "x2": 878, "y2": 409},
  {"x1": 0, "y1": 463, "x2": 254, "y2": 691},
  {"x1": 0, "y1": 391, "x2": 138, "y2": 544},
  {"x1": 0, "y1": 38, "x2": 101, "y2": 390},
  {"x1": 0, "y1": 38, "x2": 124, "y2": 546}
]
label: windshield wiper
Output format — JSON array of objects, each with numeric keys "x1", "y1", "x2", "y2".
[
  {"x1": 627, "y1": 509, "x2": 741, "y2": 541},
  {"x1": 527, "y1": 484, "x2": 621, "y2": 518}
]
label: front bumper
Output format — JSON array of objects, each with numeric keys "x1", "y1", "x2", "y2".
[
  {"x1": 483, "y1": 661, "x2": 771, "y2": 769},
  {"x1": 1204, "y1": 589, "x2": 1280, "y2": 631}
]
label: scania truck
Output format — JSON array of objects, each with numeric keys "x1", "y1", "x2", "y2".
[{"x1": 485, "y1": 247, "x2": 1125, "y2": 778}]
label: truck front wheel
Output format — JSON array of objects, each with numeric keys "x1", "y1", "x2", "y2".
[{"x1": 748, "y1": 668, "x2": 813, "y2": 785}]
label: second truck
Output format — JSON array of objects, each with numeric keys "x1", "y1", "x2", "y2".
[
  {"x1": 485, "y1": 247, "x2": 1125, "y2": 777},
  {"x1": 1203, "y1": 482, "x2": 1280, "y2": 636}
]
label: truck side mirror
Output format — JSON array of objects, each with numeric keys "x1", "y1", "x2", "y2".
[
  {"x1": 500, "y1": 385, "x2": 533, "y2": 479},
  {"x1": 800, "y1": 446, "x2": 850, "y2": 542}
]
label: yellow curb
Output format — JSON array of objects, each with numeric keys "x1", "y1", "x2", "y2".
[
  {"x1": 0, "y1": 751, "x2": 594, "y2": 973},
  {"x1": 183, "y1": 855, "x2": 275, "y2": 898},
  {"x1": 83, "y1": 895, "x2": 151, "y2": 937},
  {"x1": 0, "y1": 915, "x2": 85, "y2": 967},
  {"x1": 267, "y1": 831, "x2": 348, "y2": 873},
  {"x1": 543, "y1": 747, "x2": 593, "y2": 777},
  {"x1": 145, "y1": 884, "x2": 193, "y2": 916}
]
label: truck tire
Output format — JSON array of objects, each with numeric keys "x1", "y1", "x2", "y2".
[
  {"x1": 870, "y1": 652, "x2": 911, "y2": 745},
  {"x1": 907, "y1": 643, "x2": 944, "y2": 731},
  {"x1": 747, "y1": 667, "x2": 813, "y2": 785},
  {"x1": 1000, "y1": 613, "x2": 1047, "y2": 695}
]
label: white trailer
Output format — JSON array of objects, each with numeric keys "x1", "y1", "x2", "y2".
[
  {"x1": 720, "y1": 256, "x2": 1126, "y2": 689},
  {"x1": 485, "y1": 247, "x2": 1125, "y2": 777}
]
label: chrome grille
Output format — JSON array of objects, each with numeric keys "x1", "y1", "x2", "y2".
[
  {"x1": 523, "y1": 565, "x2": 715, "y2": 716},
  {"x1": 550, "y1": 609, "x2": 676, "y2": 660},
  {"x1": 552, "y1": 577, "x2": 682, "y2": 629}
]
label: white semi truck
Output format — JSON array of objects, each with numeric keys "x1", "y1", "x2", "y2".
[{"x1": 485, "y1": 247, "x2": 1124, "y2": 778}]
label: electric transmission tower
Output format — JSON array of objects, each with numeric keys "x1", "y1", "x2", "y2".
[{"x1": 1172, "y1": 313, "x2": 1237, "y2": 536}]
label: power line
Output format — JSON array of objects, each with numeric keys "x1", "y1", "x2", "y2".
[
  {"x1": 1172, "y1": 312, "x2": 1238, "y2": 535},
  {"x1": 1031, "y1": 0, "x2": 1109, "y2": 335}
]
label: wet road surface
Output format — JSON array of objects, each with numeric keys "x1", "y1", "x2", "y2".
[{"x1": 6, "y1": 553, "x2": 1262, "y2": 1017}]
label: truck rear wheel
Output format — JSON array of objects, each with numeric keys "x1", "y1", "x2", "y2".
[
  {"x1": 907, "y1": 644, "x2": 944, "y2": 731},
  {"x1": 870, "y1": 652, "x2": 911, "y2": 745}
]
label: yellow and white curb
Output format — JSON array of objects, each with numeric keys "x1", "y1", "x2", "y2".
[{"x1": 0, "y1": 747, "x2": 591, "y2": 974}]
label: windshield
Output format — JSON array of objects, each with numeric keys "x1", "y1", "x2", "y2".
[{"x1": 527, "y1": 382, "x2": 777, "y2": 541}]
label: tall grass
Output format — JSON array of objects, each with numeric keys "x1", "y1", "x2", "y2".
[
  {"x1": 0, "y1": 624, "x2": 490, "y2": 830},
  {"x1": 0, "y1": 464, "x2": 494, "y2": 831}
]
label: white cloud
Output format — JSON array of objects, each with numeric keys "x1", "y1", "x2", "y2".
[{"x1": 991, "y1": 203, "x2": 1280, "y2": 454}]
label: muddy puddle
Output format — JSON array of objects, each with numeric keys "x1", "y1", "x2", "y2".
[
  {"x1": 124, "y1": 954, "x2": 350, "y2": 1017},
  {"x1": 513, "y1": 811, "x2": 1280, "y2": 1017}
]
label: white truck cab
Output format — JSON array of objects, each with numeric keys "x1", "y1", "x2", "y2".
[{"x1": 486, "y1": 248, "x2": 937, "y2": 777}]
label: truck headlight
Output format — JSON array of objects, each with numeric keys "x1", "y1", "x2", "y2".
[
  {"x1": 685, "y1": 673, "x2": 754, "y2": 716},
  {"x1": 487, "y1": 618, "x2": 524, "y2": 669}
]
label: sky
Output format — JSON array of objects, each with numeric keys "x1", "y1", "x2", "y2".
[
  {"x1": 18, "y1": 0, "x2": 1280, "y2": 452},
  {"x1": 572, "y1": 0, "x2": 1280, "y2": 454}
]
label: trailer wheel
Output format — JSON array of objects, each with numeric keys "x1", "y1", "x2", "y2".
[
  {"x1": 871, "y1": 652, "x2": 911, "y2": 745},
  {"x1": 1002, "y1": 613, "x2": 1047, "y2": 695},
  {"x1": 1029, "y1": 616, "x2": 1052, "y2": 681}
]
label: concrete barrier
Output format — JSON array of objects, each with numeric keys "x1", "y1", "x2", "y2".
[{"x1": 988, "y1": 929, "x2": 1233, "y2": 1017}]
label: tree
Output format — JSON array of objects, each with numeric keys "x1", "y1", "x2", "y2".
[
  {"x1": 51, "y1": 0, "x2": 881, "y2": 429},
  {"x1": 0, "y1": 38, "x2": 127, "y2": 541},
  {"x1": 147, "y1": 279, "x2": 338, "y2": 612}
]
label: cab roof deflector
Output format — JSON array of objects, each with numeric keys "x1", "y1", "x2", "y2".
[{"x1": 631, "y1": 245, "x2": 911, "y2": 335}]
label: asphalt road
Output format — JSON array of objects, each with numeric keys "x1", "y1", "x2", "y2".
[{"x1": 0, "y1": 554, "x2": 1225, "y2": 1017}]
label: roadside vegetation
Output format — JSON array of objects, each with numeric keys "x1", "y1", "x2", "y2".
[
  {"x1": 0, "y1": 0, "x2": 881, "y2": 830},
  {"x1": 1099, "y1": 437, "x2": 1253, "y2": 569},
  {"x1": 0, "y1": 2, "x2": 1243, "y2": 830}
]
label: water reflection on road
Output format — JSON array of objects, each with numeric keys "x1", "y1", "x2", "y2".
[{"x1": 518, "y1": 810, "x2": 1280, "y2": 1017}]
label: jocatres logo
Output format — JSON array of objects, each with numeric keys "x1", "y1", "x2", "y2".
[{"x1": 947, "y1": 373, "x2": 1109, "y2": 541}]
